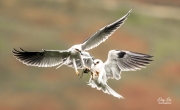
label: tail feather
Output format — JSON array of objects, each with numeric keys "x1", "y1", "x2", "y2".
[
  {"x1": 105, "y1": 84, "x2": 124, "y2": 99},
  {"x1": 88, "y1": 80, "x2": 124, "y2": 99}
]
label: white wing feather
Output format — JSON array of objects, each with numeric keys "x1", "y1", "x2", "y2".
[
  {"x1": 81, "y1": 9, "x2": 132, "y2": 51},
  {"x1": 104, "y1": 50, "x2": 153, "y2": 80}
]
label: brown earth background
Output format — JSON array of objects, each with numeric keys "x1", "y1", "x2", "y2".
[{"x1": 0, "y1": 0, "x2": 180, "y2": 110}]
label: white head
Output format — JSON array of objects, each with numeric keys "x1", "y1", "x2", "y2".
[
  {"x1": 71, "y1": 45, "x2": 82, "y2": 53},
  {"x1": 91, "y1": 59, "x2": 104, "y2": 72},
  {"x1": 93, "y1": 59, "x2": 103, "y2": 67}
]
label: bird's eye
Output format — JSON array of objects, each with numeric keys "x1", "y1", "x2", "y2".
[
  {"x1": 75, "y1": 49, "x2": 81, "y2": 52},
  {"x1": 96, "y1": 61, "x2": 99, "y2": 64}
]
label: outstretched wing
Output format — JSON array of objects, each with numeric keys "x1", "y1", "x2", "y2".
[
  {"x1": 81, "y1": 9, "x2": 132, "y2": 51},
  {"x1": 104, "y1": 50, "x2": 153, "y2": 80},
  {"x1": 12, "y1": 48, "x2": 70, "y2": 67}
]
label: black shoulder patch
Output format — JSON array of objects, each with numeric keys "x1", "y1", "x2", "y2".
[{"x1": 118, "y1": 51, "x2": 126, "y2": 58}]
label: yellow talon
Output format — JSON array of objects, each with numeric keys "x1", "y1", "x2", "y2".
[
  {"x1": 85, "y1": 66, "x2": 90, "y2": 70},
  {"x1": 76, "y1": 71, "x2": 80, "y2": 76},
  {"x1": 91, "y1": 72, "x2": 94, "y2": 80},
  {"x1": 96, "y1": 71, "x2": 99, "y2": 76}
]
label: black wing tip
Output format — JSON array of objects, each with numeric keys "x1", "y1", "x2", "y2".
[
  {"x1": 131, "y1": 51, "x2": 154, "y2": 58},
  {"x1": 12, "y1": 51, "x2": 18, "y2": 55},
  {"x1": 13, "y1": 48, "x2": 19, "y2": 52},
  {"x1": 12, "y1": 48, "x2": 25, "y2": 54},
  {"x1": 148, "y1": 55, "x2": 154, "y2": 58},
  {"x1": 144, "y1": 55, "x2": 154, "y2": 59},
  {"x1": 142, "y1": 54, "x2": 154, "y2": 58},
  {"x1": 20, "y1": 47, "x2": 26, "y2": 52},
  {"x1": 12, "y1": 48, "x2": 19, "y2": 55}
]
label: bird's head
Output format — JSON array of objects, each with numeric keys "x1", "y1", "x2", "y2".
[
  {"x1": 93, "y1": 59, "x2": 103, "y2": 66},
  {"x1": 71, "y1": 45, "x2": 82, "y2": 53}
]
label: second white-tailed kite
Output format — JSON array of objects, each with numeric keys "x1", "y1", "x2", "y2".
[{"x1": 88, "y1": 50, "x2": 153, "y2": 98}]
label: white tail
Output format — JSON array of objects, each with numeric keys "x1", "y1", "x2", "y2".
[
  {"x1": 88, "y1": 80, "x2": 124, "y2": 99},
  {"x1": 105, "y1": 84, "x2": 124, "y2": 99}
]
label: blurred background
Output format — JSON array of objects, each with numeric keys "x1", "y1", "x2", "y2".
[{"x1": 0, "y1": 0, "x2": 180, "y2": 110}]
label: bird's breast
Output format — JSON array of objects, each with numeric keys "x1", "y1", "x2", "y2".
[{"x1": 70, "y1": 51, "x2": 80, "y2": 59}]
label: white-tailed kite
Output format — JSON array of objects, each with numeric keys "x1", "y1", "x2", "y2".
[
  {"x1": 88, "y1": 50, "x2": 153, "y2": 99},
  {"x1": 12, "y1": 9, "x2": 132, "y2": 76}
]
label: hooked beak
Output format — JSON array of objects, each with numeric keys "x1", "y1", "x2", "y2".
[{"x1": 93, "y1": 62, "x2": 96, "y2": 65}]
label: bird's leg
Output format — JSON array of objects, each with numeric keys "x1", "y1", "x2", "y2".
[
  {"x1": 56, "y1": 63, "x2": 64, "y2": 69},
  {"x1": 79, "y1": 54, "x2": 90, "y2": 70},
  {"x1": 79, "y1": 69, "x2": 85, "y2": 79},
  {"x1": 91, "y1": 72, "x2": 94, "y2": 80},
  {"x1": 73, "y1": 58, "x2": 79, "y2": 76},
  {"x1": 95, "y1": 71, "x2": 99, "y2": 76}
]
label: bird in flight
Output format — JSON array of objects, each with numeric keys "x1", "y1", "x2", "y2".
[
  {"x1": 12, "y1": 9, "x2": 132, "y2": 76},
  {"x1": 88, "y1": 50, "x2": 153, "y2": 99}
]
